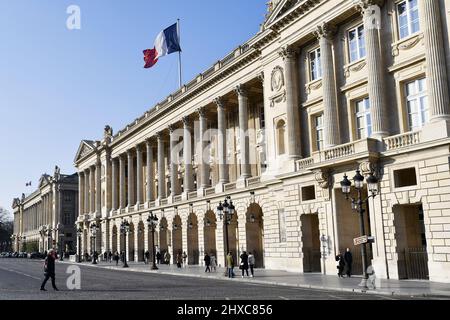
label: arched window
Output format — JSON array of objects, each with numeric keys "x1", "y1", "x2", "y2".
[{"x1": 276, "y1": 120, "x2": 286, "y2": 155}]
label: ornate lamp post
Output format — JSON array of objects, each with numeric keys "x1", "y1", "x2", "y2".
[
  {"x1": 90, "y1": 223, "x2": 99, "y2": 264},
  {"x1": 120, "y1": 220, "x2": 130, "y2": 268},
  {"x1": 146, "y1": 213, "x2": 159, "y2": 270},
  {"x1": 77, "y1": 227, "x2": 83, "y2": 263},
  {"x1": 58, "y1": 232, "x2": 64, "y2": 261},
  {"x1": 340, "y1": 170, "x2": 379, "y2": 288},
  {"x1": 216, "y1": 196, "x2": 235, "y2": 270},
  {"x1": 47, "y1": 228, "x2": 52, "y2": 251}
]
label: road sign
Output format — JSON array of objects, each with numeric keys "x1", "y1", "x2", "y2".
[{"x1": 353, "y1": 235, "x2": 368, "y2": 246}]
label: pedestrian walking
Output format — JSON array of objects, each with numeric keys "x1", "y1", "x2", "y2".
[
  {"x1": 239, "y1": 251, "x2": 249, "y2": 277},
  {"x1": 176, "y1": 251, "x2": 182, "y2": 268},
  {"x1": 335, "y1": 251, "x2": 345, "y2": 277},
  {"x1": 164, "y1": 251, "x2": 171, "y2": 265},
  {"x1": 204, "y1": 253, "x2": 211, "y2": 272},
  {"x1": 156, "y1": 251, "x2": 161, "y2": 265},
  {"x1": 145, "y1": 250, "x2": 150, "y2": 264},
  {"x1": 114, "y1": 251, "x2": 119, "y2": 266},
  {"x1": 40, "y1": 249, "x2": 59, "y2": 291},
  {"x1": 344, "y1": 248, "x2": 353, "y2": 278},
  {"x1": 210, "y1": 253, "x2": 217, "y2": 272},
  {"x1": 226, "y1": 252, "x2": 234, "y2": 278},
  {"x1": 248, "y1": 252, "x2": 255, "y2": 277},
  {"x1": 182, "y1": 251, "x2": 187, "y2": 267},
  {"x1": 103, "y1": 251, "x2": 107, "y2": 262}
]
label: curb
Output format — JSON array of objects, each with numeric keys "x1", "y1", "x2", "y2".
[{"x1": 58, "y1": 261, "x2": 450, "y2": 299}]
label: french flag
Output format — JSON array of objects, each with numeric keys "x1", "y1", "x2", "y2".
[{"x1": 144, "y1": 23, "x2": 181, "y2": 69}]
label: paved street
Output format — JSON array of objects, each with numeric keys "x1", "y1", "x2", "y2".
[{"x1": 0, "y1": 259, "x2": 435, "y2": 300}]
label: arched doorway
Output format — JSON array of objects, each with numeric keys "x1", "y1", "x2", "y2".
[
  {"x1": 187, "y1": 212, "x2": 199, "y2": 265},
  {"x1": 128, "y1": 222, "x2": 135, "y2": 261},
  {"x1": 203, "y1": 210, "x2": 217, "y2": 256},
  {"x1": 159, "y1": 217, "x2": 168, "y2": 257},
  {"x1": 300, "y1": 213, "x2": 321, "y2": 272},
  {"x1": 137, "y1": 221, "x2": 145, "y2": 262},
  {"x1": 245, "y1": 203, "x2": 264, "y2": 268},
  {"x1": 112, "y1": 225, "x2": 117, "y2": 254},
  {"x1": 172, "y1": 215, "x2": 182, "y2": 260}
]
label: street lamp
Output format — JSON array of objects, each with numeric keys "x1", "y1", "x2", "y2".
[
  {"x1": 90, "y1": 223, "x2": 99, "y2": 264},
  {"x1": 47, "y1": 228, "x2": 52, "y2": 251},
  {"x1": 340, "y1": 170, "x2": 379, "y2": 288},
  {"x1": 146, "y1": 213, "x2": 159, "y2": 270},
  {"x1": 77, "y1": 227, "x2": 83, "y2": 263},
  {"x1": 216, "y1": 196, "x2": 235, "y2": 272},
  {"x1": 120, "y1": 220, "x2": 130, "y2": 268},
  {"x1": 58, "y1": 232, "x2": 64, "y2": 261}
]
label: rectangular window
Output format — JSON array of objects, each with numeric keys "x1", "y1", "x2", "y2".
[
  {"x1": 406, "y1": 78, "x2": 428, "y2": 131},
  {"x1": 355, "y1": 98, "x2": 372, "y2": 139},
  {"x1": 309, "y1": 48, "x2": 322, "y2": 81},
  {"x1": 397, "y1": 0, "x2": 420, "y2": 39},
  {"x1": 278, "y1": 209, "x2": 286, "y2": 243},
  {"x1": 348, "y1": 25, "x2": 366, "y2": 62},
  {"x1": 394, "y1": 167, "x2": 417, "y2": 188},
  {"x1": 315, "y1": 114, "x2": 324, "y2": 151}
]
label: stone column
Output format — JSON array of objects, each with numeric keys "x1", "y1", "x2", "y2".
[
  {"x1": 169, "y1": 125, "x2": 181, "y2": 196},
  {"x1": 145, "y1": 139, "x2": 155, "y2": 202},
  {"x1": 198, "y1": 107, "x2": 210, "y2": 189},
  {"x1": 315, "y1": 23, "x2": 340, "y2": 148},
  {"x1": 136, "y1": 144, "x2": 143, "y2": 205},
  {"x1": 157, "y1": 132, "x2": 167, "y2": 199},
  {"x1": 111, "y1": 158, "x2": 118, "y2": 211},
  {"x1": 214, "y1": 97, "x2": 229, "y2": 185},
  {"x1": 182, "y1": 117, "x2": 195, "y2": 193},
  {"x1": 79, "y1": 172, "x2": 84, "y2": 217},
  {"x1": 105, "y1": 154, "x2": 112, "y2": 213},
  {"x1": 235, "y1": 85, "x2": 251, "y2": 179},
  {"x1": 419, "y1": 0, "x2": 450, "y2": 121},
  {"x1": 95, "y1": 160, "x2": 101, "y2": 214},
  {"x1": 127, "y1": 150, "x2": 135, "y2": 207},
  {"x1": 89, "y1": 166, "x2": 95, "y2": 213},
  {"x1": 279, "y1": 46, "x2": 301, "y2": 158},
  {"x1": 119, "y1": 155, "x2": 126, "y2": 209},
  {"x1": 84, "y1": 169, "x2": 89, "y2": 214},
  {"x1": 357, "y1": 1, "x2": 389, "y2": 138}
]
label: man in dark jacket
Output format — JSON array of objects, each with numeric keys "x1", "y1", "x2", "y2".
[
  {"x1": 204, "y1": 253, "x2": 211, "y2": 272},
  {"x1": 344, "y1": 248, "x2": 353, "y2": 278},
  {"x1": 40, "y1": 249, "x2": 59, "y2": 291}
]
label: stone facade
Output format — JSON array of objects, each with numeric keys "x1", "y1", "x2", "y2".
[
  {"x1": 11, "y1": 167, "x2": 78, "y2": 254},
  {"x1": 74, "y1": 0, "x2": 450, "y2": 282}
]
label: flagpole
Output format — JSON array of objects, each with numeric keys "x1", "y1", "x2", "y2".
[{"x1": 177, "y1": 18, "x2": 182, "y2": 89}]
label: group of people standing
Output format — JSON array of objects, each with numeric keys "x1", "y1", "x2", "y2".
[
  {"x1": 335, "y1": 248, "x2": 353, "y2": 278},
  {"x1": 225, "y1": 251, "x2": 256, "y2": 278}
]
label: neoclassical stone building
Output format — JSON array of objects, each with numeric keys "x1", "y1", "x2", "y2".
[
  {"x1": 74, "y1": 0, "x2": 450, "y2": 282},
  {"x1": 12, "y1": 167, "x2": 78, "y2": 253}
]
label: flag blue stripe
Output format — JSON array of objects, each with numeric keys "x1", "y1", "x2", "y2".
[{"x1": 163, "y1": 23, "x2": 181, "y2": 54}]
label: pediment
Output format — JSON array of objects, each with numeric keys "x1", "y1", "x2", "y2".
[
  {"x1": 74, "y1": 140, "x2": 95, "y2": 163},
  {"x1": 38, "y1": 174, "x2": 51, "y2": 188},
  {"x1": 264, "y1": 0, "x2": 300, "y2": 28}
]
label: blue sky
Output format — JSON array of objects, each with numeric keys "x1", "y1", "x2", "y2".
[{"x1": 0, "y1": 0, "x2": 268, "y2": 216}]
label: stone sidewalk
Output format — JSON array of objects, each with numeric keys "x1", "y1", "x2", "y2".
[{"x1": 62, "y1": 260, "x2": 450, "y2": 298}]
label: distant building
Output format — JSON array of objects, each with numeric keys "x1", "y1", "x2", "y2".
[{"x1": 12, "y1": 166, "x2": 78, "y2": 253}]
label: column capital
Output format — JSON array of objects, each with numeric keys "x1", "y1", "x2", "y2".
[
  {"x1": 155, "y1": 131, "x2": 164, "y2": 140},
  {"x1": 126, "y1": 149, "x2": 134, "y2": 157},
  {"x1": 182, "y1": 115, "x2": 192, "y2": 128},
  {"x1": 314, "y1": 22, "x2": 337, "y2": 40},
  {"x1": 353, "y1": 0, "x2": 384, "y2": 10},
  {"x1": 213, "y1": 97, "x2": 225, "y2": 110},
  {"x1": 168, "y1": 124, "x2": 176, "y2": 134},
  {"x1": 197, "y1": 107, "x2": 206, "y2": 118},
  {"x1": 278, "y1": 46, "x2": 298, "y2": 60},
  {"x1": 234, "y1": 84, "x2": 248, "y2": 97},
  {"x1": 135, "y1": 144, "x2": 143, "y2": 153}
]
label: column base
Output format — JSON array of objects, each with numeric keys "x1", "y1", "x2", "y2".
[
  {"x1": 236, "y1": 176, "x2": 250, "y2": 189},
  {"x1": 215, "y1": 182, "x2": 228, "y2": 193}
]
